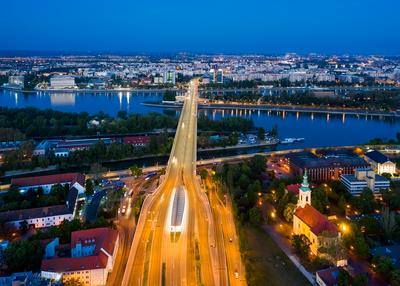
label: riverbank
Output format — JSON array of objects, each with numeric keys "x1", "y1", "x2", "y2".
[
  {"x1": 143, "y1": 102, "x2": 400, "y2": 117},
  {"x1": 0, "y1": 141, "x2": 278, "y2": 180},
  {"x1": 1, "y1": 86, "x2": 179, "y2": 93}
]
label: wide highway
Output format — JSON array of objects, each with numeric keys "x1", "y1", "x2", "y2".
[{"x1": 121, "y1": 79, "x2": 230, "y2": 286}]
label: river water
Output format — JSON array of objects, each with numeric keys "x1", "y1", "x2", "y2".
[{"x1": 1, "y1": 89, "x2": 399, "y2": 152}]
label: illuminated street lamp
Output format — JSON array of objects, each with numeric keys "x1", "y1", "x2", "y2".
[{"x1": 340, "y1": 223, "x2": 349, "y2": 234}]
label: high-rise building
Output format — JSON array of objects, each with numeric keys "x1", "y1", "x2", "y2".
[
  {"x1": 217, "y1": 69, "x2": 224, "y2": 83},
  {"x1": 209, "y1": 69, "x2": 216, "y2": 83},
  {"x1": 163, "y1": 71, "x2": 176, "y2": 84}
]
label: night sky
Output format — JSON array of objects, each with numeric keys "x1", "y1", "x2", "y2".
[{"x1": 1, "y1": 0, "x2": 399, "y2": 54}]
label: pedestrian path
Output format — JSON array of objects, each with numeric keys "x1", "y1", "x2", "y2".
[{"x1": 262, "y1": 224, "x2": 317, "y2": 286}]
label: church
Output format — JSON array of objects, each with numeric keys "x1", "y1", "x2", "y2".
[{"x1": 293, "y1": 171, "x2": 346, "y2": 265}]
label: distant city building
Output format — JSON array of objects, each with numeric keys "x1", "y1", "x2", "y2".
[
  {"x1": 286, "y1": 150, "x2": 369, "y2": 182},
  {"x1": 216, "y1": 69, "x2": 224, "y2": 83},
  {"x1": 163, "y1": 71, "x2": 176, "y2": 84},
  {"x1": 123, "y1": 136, "x2": 151, "y2": 147},
  {"x1": 87, "y1": 78, "x2": 106, "y2": 89},
  {"x1": 293, "y1": 172, "x2": 345, "y2": 265},
  {"x1": 209, "y1": 69, "x2": 216, "y2": 83},
  {"x1": 11, "y1": 172, "x2": 85, "y2": 194},
  {"x1": 50, "y1": 75, "x2": 76, "y2": 89},
  {"x1": 8, "y1": 75, "x2": 24, "y2": 88},
  {"x1": 41, "y1": 227, "x2": 119, "y2": 286},
  {"x1": 34, "y1": 138, "x2": 113, "y2": 157},
  {"x1": 340, "y1": 168, "x2": 390, "y2": 195},
  {"x1": 208, "y1": 68, "x2": 224, "y2": 84},
  {"x1": 363, "y1": 150, "x2": 397, "y2": 175},
  {"x1": 153, "y1": 75, "x2": 163, "y2": 84},
  {"x1": 56, "y1": 138, "x2": 112, "y2": 152}
]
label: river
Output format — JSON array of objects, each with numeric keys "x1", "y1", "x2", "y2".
[{"x1": 1, "y1": 89, "x2": 399, "y2": 152}]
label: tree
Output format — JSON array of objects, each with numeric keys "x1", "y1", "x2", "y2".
[
  {"x1": 311, "y1": 186, "x2": 328, "y2": 214},
  {"x1": 283, "y1": 203, "x2": 296, "y2": 222},
  {"x1": 19, "y1": 220, "x2": 28, "y2": 234},
  {"x1": 291, "y1": 234, "x2": 311, "y2": 259},
  {"x1": 238, "y1": 174, "x2": 250, "y2": 190},
  {"x1": 270, "y1": 124, "x2": 278, "y2": 137},
  {"x1": 248, "y1": 207, "x2": 261, "y2": 225},
  {"x1": 337, "y1": 268, "x2": 351, "y2": 286},
  {"x1": 4, "y1": 240, "x2": 43, "y2": 272},
  {"x1": 381, "y1": 207, "x2": 398, "y2": 241},
  {"x1": 358, "y1": 216, "x2": 380, "y2": 236},
  {"x1": 390, "y1": 270, "x2": 400, "y2": 286},
  {"x1": 90, "y1": 163, "x2": 106, "y2": 181},
  {"x1": 129, "y1": 165, "x2": 143, "y2": 177},
  {"x1": 352, "y1": 188, "x2": 378, "y2": 214},
  {"x1": 85, "y1": 179, "x2": 94, "y2": 197},
  {"x1": 200, "y1": 169, "x2": 208, "y2": 181},
  {"x1": 257, "y1": 127, "x2": 265, "y2": 140},
  {"x1": 372, "y1": 255, "x2": 395, "y2": 281},
  {"x1": 352, "y1": 274, "x2": 368, "y2": 286}
]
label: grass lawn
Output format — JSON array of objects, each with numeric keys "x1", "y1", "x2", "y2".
[{"x1": 242, "y1": 225, "x2": 311, "y2": 286}]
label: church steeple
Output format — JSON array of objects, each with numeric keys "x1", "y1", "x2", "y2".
[{"x1": 297, "y1": 170, "x2": 312, "y2": 208}]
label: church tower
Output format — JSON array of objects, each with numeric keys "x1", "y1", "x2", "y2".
[{"x1": 297, "y1": 170, "x2": 311, "y2": 208}]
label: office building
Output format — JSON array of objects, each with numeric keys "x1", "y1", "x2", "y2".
[
  {"x1": 209, "y1": 69, "x2": 216, "y2": 83},
  {"x1": 217, "y1": 69, "x2": 224, "y2": 83},
  {"x1": 163, "y1": 71, "x2": 176, "y2": 84},
  {"x1": 286, "y1": 150, "x2": 369, "y2": 182},
  {"x1": 50, "y1": 76, "x2": 76, "y2": 89},
  {"x1": 341, "y1": 168, "x2": 390, "y2": 195},
  {"x1": 363, "y1": 150, "x2": 397, "y2": 175}
]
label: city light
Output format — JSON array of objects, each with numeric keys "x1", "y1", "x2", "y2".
[{"x1": 340, "y1": 223, "x2": 349, "y2": 233}]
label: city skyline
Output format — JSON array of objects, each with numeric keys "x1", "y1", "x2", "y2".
[{"x1": 1, "y1": 0, "x2": 400, "y2": 55}]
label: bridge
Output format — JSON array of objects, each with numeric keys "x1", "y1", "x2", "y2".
[{"x1": 121, "y1": 79, "x2": 245, "y2": 286}]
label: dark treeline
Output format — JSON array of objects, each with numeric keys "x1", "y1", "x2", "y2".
[
  {"x1": 202, "y1": 78, "x2": 379, "y2": 89},
  {"x1": 1, "y1": 183, "x2": 70, "y2": 212},
  {"x1": 213, "y1": 155, "x2": 266, "y2": 224},
  {"x1": 203, "y1": 89, "x2": 400, "y2": 111},
  {"x1": 0, "y1": 107, "x2": 178, "y2": 138},
  {"x1": 1, "y1": 134, "x2": 173, "y2": 172},
  {"x1": 262, "y1": 90, "x2": 400, "y2": 111},
  {"x1": 198, "y1": 114, "x2": 254, "y2": 132}
]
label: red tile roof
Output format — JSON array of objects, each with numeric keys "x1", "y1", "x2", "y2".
[
  {"x1": 71, "y1": 227, "x2": 118, "y2": 255},
  {"x1": 286, "y1": 183, "x2": 301, "y2": 195},
  {"x1": 294, "y1": 204, "x2": 338, "y2": 236},
  {"x1": 41, "y1": 253, "x2": 108, "y2": 272},
  {"x1": 11, "y1": 173, "x2": 85, "y2": 188},
  {"x1": 41, "y1": 227, "x2": 118, "y2": 273}
]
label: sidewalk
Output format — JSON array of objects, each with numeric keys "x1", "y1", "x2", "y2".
[{"x1": 262, "y1": 223, "x2": 317, "y2": 286}]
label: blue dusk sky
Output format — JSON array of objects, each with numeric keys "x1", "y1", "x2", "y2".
[{"x1": 1, "y1": 0, "x2": 399, "y2": 55}]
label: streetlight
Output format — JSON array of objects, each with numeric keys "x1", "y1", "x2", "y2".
[{"x1": 340, "y1": 223, "x2": 349, "y2": 234}]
